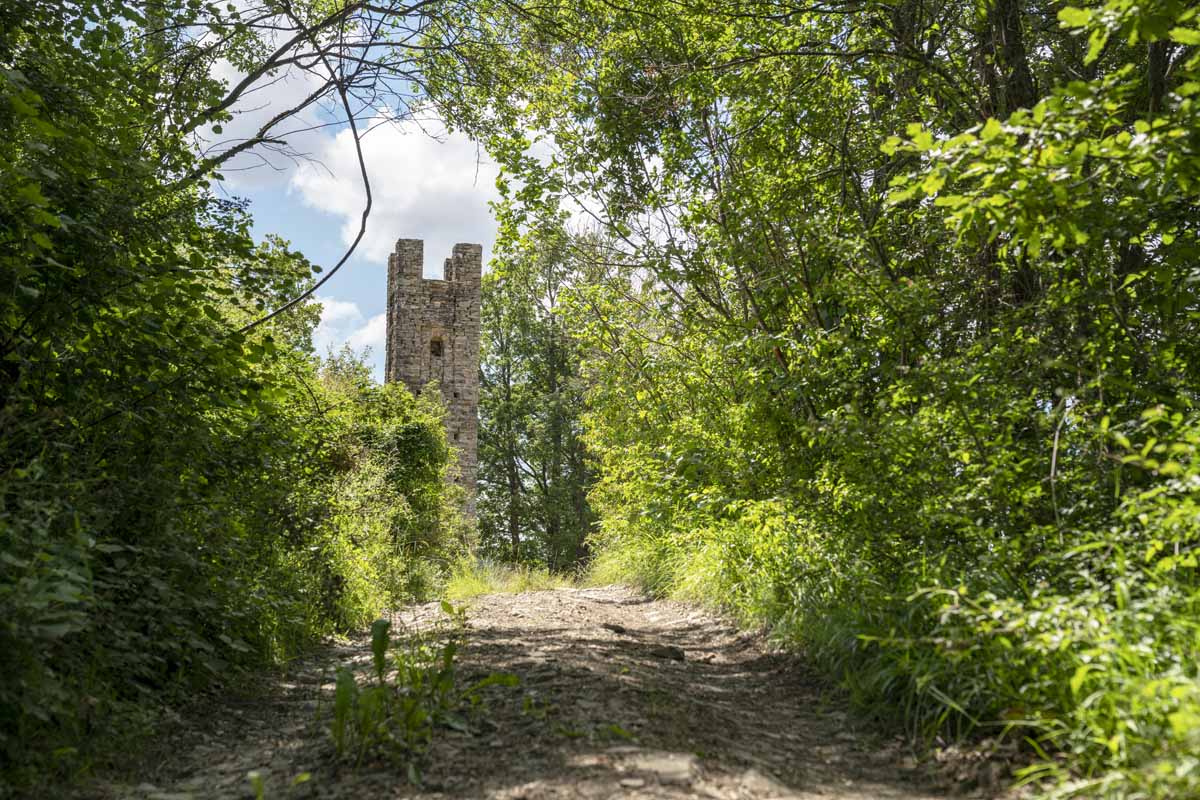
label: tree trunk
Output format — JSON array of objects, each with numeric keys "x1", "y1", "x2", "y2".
[{"x1": 977, "y1": 0, "x2": 1036, "y2": 118}]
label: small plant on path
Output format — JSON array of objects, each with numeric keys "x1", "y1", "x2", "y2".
[{"x1": 325, "y1": 602, "x2": 518, "y2": 780}]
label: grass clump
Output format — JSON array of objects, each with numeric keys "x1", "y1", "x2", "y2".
[
  {"x1": 324, "y1": 605, "x2": 517, "y2": 779},
  {"x1": 444, "y1": 559, "x2": 576, "y2": 600}
]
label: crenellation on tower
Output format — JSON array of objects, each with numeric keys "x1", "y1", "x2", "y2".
[{"x1": 385, "y1": 238, "x2": 481, "y2": 517}]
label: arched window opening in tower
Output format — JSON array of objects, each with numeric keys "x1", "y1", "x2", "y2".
[{"x1": 430, "y1": 338, "x2": 444, "y2": 357}]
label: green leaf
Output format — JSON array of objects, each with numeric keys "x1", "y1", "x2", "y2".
[
  {"x1": 443, "y1": 713, "x2": 470, "y2": 732},
  {"x1": 1070, "y1": 664, "x2": 1094, "y2": 695},
  {"x1": 371, "y1": 619, "x2": 391, "y2": 682},
  {"x1": 1169, "y1": 27, "x2": 1200, "y2": 45},
  {"x1": 886, "y1": 184, "x2": 920, "y2": 205},
  {"x1": 922, "y1": 171, "x2": 946, "y2": 196},
  {"x1": 1057, "y1": 7, "x2": 1092, "y2": 28},
  {"x1": 468, "y1": 672, "x2": 520, "y2": 691},
  {"x1": 1085, "y1": 29, "x2": 1109, "y2": 64}
]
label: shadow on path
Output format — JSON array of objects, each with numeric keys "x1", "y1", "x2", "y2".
[{"x1": 93, "y1": 587, "x2": 991, "y2": 800}]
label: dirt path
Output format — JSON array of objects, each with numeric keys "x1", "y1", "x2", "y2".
[{"x1": 95, "y1": 587, "x2": 1000, "y2": 800}]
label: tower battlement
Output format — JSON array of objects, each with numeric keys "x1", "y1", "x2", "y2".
[{"x1": 385, "y1": 238, "x2": 481, "y2": 516}]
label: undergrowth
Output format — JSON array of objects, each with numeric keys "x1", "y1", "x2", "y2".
[
  {"x1": 586, "y1": 411, "x2": 1200, "y2": 799},
  {"x1": 323, "y1": 603, "x2": 518, "y2": 781},
  {"x1": 444, "y1": 558, "x2": 576, "y2": 600},
  {"x1": 0, "y1": 347, "x2": 466, "y2": 792}
]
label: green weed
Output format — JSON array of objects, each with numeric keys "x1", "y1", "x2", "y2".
[{"x1": 324, "y1": 605, "x2": 518, "y2": 777}]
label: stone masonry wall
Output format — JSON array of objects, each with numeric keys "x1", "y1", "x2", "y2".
[{"x1": 385, "y1": 239, "x2": 482, "y2": 517}]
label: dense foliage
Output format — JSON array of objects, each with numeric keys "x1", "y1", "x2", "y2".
[
  {"x1": 476, "y1": 227, "x2": 594, "y2": 568},
  {"x1": 425, "y1": 0, "x2": 1200, "y2": 796},
  {"x1": 5, "y1": 0, "x2": 1199, "y2": 795},
  {"x1": 0, "y1": 0, "x2": 465, "y2": 788}
]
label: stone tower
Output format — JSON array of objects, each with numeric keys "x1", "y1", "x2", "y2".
[{"x1": 385, "y1": 239, "x2": 482, "y2": 516}]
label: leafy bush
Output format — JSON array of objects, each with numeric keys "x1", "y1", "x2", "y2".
[
  {"x1": 586, "y1": 413, "x2": 1200, "y2": 797},
  {"x1": 0, "y1": 2, "x2": 464, "y2": 789},
  {"x1": 0, "y1": 331, "x2": 464, "y2": 788}
]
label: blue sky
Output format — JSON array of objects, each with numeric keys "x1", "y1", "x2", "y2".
[{"x1": 211, "y1": 62, "x2": 501, "y2": 381}]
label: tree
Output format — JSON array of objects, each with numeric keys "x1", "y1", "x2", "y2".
[
  {"x1": 477, "y1": 224, "x2": 595, "y2": 569},
  {"x1": 420, "y1": 0, "x2": 1200, "y2": 793}
]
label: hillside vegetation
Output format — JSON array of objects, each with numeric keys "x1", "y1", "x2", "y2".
[
  {"x1": 0, "y1": 2, "x2": 465, "y2": 788},
  {"x1": 432, "y1": 2, "x2": 1200, "y2": 797}
]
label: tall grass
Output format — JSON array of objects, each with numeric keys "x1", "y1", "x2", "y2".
[{"x1": 444, "y1": 558, "x2": 576, "y2": 600}]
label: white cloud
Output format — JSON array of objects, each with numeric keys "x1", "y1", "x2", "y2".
[
  {"x1": 316, "y1": 296, "x2": 362, "y2": 326},
  {"x1": 347, "y1": 313, "x2": 387, "y2": 351},
  {"x1": 205, "y1": 40, "x2": 500, "y2": 267},
  {"x1": 313, "y1": 295, "x2": 363, "y2": 355},
  {"x1": 290, "y1": 116, "x2": 500, "y2": 274},
  {"x1": 313, "y1": 296, "x2": 385, "y2": 381},
  {"x1": 204, "y1": 59, "x2": 335, "y2": 192},
  {"x1": 205, "y1": 56, "x2": 500, "y2": 273}
]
